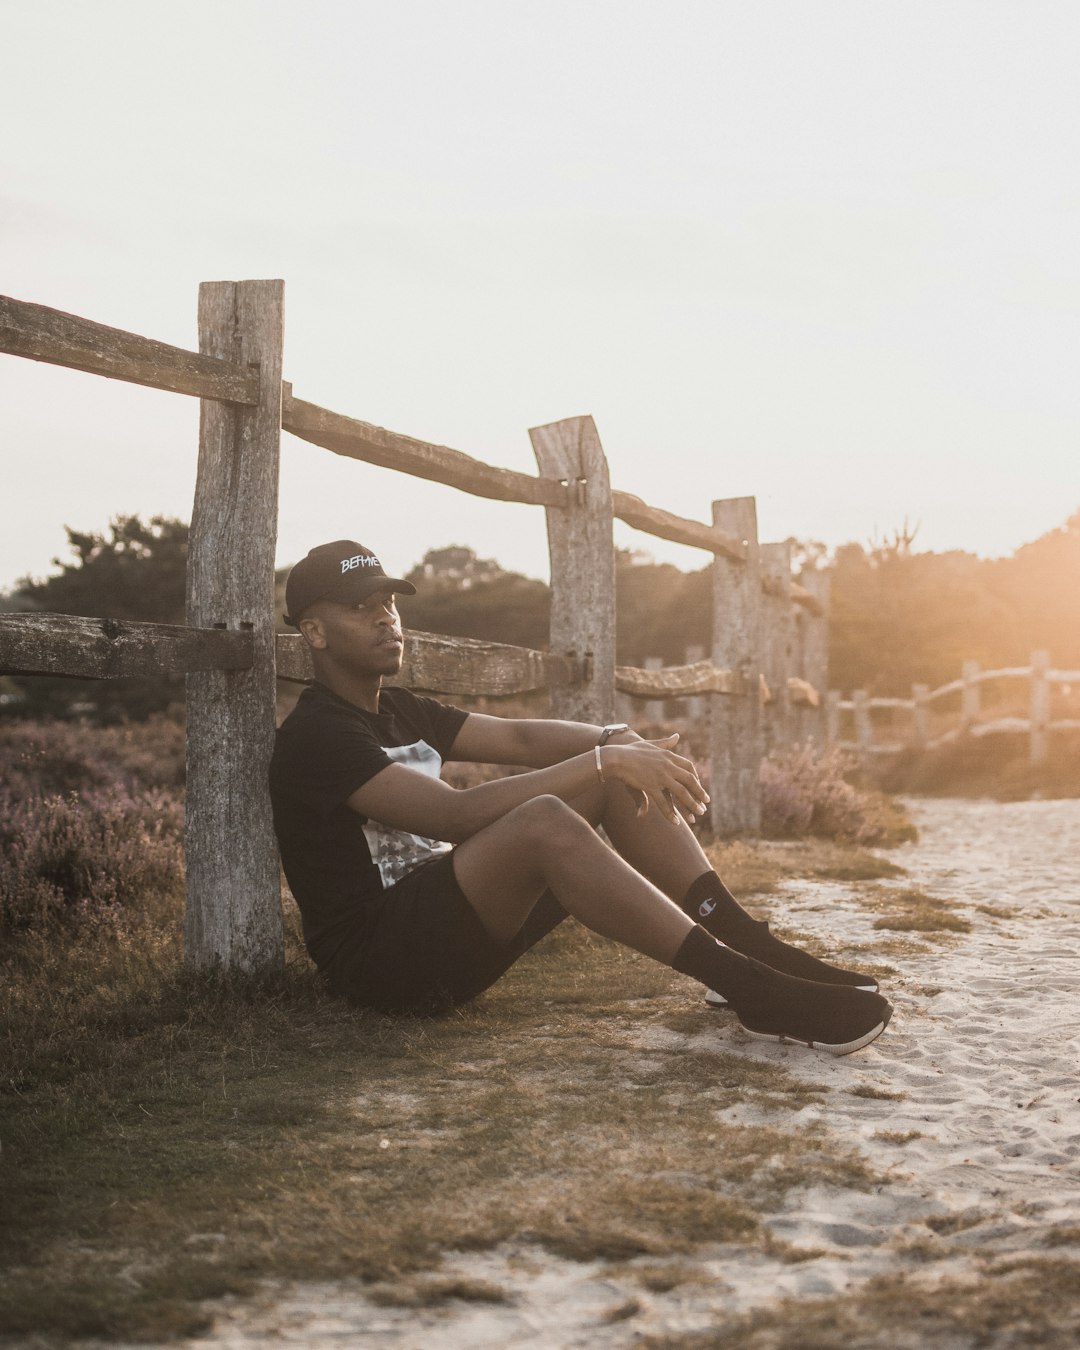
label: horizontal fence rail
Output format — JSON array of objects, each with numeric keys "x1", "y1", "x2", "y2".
[
  {"x1": 0, "y1": 295, "x2": 260, "y2": 404},
  {"x1": 282, "y1": 386, "x2": 569, "y2": 509},
  {"x1": 2, "y1": 294, "x2": 796, "y2": 574},
  {"x1": 1, "y1": 280, "x2": 834, "y2": 972},
  {"x1": 829, "y1": 651, "x2": 1078, "y2": 766},
  {"x1": 275, "y1": 629, "x2": 583, "y2": 698},
  {"x1": 613, "y1": 658, "x2": 745, "y2": 699},
  {"x1": 0, "y1": 612, "x2": 254, "y2": 678}
]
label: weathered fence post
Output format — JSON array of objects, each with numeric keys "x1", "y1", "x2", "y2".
[
  {"x1": 912, "y1": 683, "x2": 929, "y2": 749},
  {"x1": 853, "y1": 689, "x2": 872, "y2": 765},
  {"x1": 685, "y1": 643, "x2": 706, "y2": 723},
  {"x1": 186, "y1": 279, "x2": 285, "y2": 972},
  {"x1": 825, "y1": 690, "x2": 841, "y2": 745},
  {"x1": 529, "y1": 415, "x2": 615, "y2": 724},
  {"x1": 1030, "y1": 648, "x2": 1050, "y2": 767},
  {"x1": 760, "y1": 541, "x2": 793, "y2": 754},
  {"x1": 710, "y1": 497, "x2": 761, "y2": 835},
  {"x1": 797, "y1": 566, "x2": 831, "y2": 745},
  {"x1": 643, "y1": 656, "x2": 664, "y2": 723},
  {"x1": 961, "y1": 660, "x2": 981, "y2": 733}
]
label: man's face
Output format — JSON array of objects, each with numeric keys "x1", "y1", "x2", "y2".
[{"x1": 301, "y1": 589, "x2": 404, "y2": 676}]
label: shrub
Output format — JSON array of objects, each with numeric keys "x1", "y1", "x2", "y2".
[
  {"x1": 0, "y1": 715, "x2": 185, "y2": 798},
  {"x1": 0, "y1": 718, "x2": 185, "y2": 937},
  {"x1": 875, "y1": 728, "x2": 1080, "y2": 800},
  {"x1": 760, "y1": 744, "x2": 913, "y2": 846},
  {"x1": 0, "y1": 784, "x2": 184, "y2": 936}
]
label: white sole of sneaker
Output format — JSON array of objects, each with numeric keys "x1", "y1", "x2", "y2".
[
  {"x1": 742, "y1": 1008, "x2": 892, "y2": 1057},
  {"x1": 705, "y1": 982, "x2": 879, "y2": 1008}
]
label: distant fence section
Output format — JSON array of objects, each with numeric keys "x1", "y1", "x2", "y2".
[
  {"x1": 0, "y1": 284, "x2": 833, "y2": 973},
  {"x1": 828, "y1": 651, "x2": 1080, "y2": 767}
]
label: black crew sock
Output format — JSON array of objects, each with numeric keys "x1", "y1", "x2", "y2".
[
  {"x1": 671, "y1": 924, "x2": 765, "y2": 1005},
  {"x1": 681, "y1": 870, "x2": 878, "y2": 992},
  {"x1": 682, "y1": 871, "x2": 755, "y2": 932}
]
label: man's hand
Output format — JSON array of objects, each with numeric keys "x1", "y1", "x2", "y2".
[{"x1": 600, "y1": 733, "x2": 709, "y2": 826}]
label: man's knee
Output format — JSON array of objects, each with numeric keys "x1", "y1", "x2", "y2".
[{"x1": 506, "y1": 794, "x2": 595, "y2": 849}]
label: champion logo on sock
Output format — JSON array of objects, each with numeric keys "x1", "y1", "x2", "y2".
[{"x1": 698, "y1": 897, "x2": 717, "y2": 917}]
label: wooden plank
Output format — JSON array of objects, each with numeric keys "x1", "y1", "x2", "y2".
[
  {"x1": 283, "y1": 388, "x2": 566, "y2": 508},
  {"x1": 825, "y1": 689, "x2": 841, "y2": 744},
  {"x1": 789, "y1": 580, "x2": 824, "y2": 614},
  {"x1": 760, "y1": 541, "x2": 794, "y2": 751},
  {"x1": 611, "y1": 490, "x2": 745, "y2": 561},
  {"x1": 613, "y1": 659, "x2": 744, "y2": 699},
  {"x1": 529, "y1": 415, "x2": 616, "y2": 724},
  {"x1": 0, "y1": 612, "x2": 251, "y2": 678},
  {"x1": 926, "y1": 677, "x2": 964, "y2": 702},
  {"x1": 710, "y1": 497, "x2": 762, "y2": 836},
  {"x1": 853, "y1": 689, "x2": 872, "y2": 758},
  {"x1": 973, "y1": 665, "x2": 1030, "y2": 683},
  {"x1": 0, "y1": 294, "x2": 258, "y2": 403},
  {"x1": 972, "y1": 718, "x2": 1030, "y2": 737},
  {"x1": 683, "y1": 643, "x2": 707, "y2": 720},
  {"x1": 276, "y1": 629, "x2": 580, "y2": 697},
  {"x1": 961, "y1": 659, "x2": 981, "y2": 730},
  {"x1": 787, "y1": 676, "x2": 820, "y2": 708},
  {"x1": 1030, "y1": 648, "x2": 1050, "y2": 767},
  {"x1": 762, "y1": 577, "x2": 822, "y2": 619},
  {"x1": 794, "y1": 566, "x2": 830, "y2": 744},
  {"x1": 912, "y1": 683, "x2": 930, "y2": 748},
  {"x1": 641, "y1": 656, "x2": 665, "y2": 720},
  {"x1": 185, "y1": 280, "x2": 285, "y2": 974}
]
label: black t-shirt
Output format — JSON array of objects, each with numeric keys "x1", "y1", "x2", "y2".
[{"x1": 269, "y1": 682, "x2": 469, "y2": 968}]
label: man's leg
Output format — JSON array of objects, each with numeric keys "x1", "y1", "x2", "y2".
[
  {"x1": 450, "y1": 795, "x2": 891, "y2": 1056},
  {"x1": 567, "y1": 776, "x2": 880, "y2": 996},
  {"x1": 452, "y1": 794, "x2": 693, "y2": 962}
]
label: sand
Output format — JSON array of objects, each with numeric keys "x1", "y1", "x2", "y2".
[{"x1": 166, "y1": 797, "x2": 1080, "y2": 1347}]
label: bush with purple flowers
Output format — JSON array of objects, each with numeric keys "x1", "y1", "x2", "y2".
[
  {"x1": 760, "y1": 743, "x2": 913, "y2": 846},
  {"x1": 0, "y1": 718, "x2": 184, "y2": 935}
]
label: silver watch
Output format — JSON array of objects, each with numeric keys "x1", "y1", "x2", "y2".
[{"x1": 598, "y1": 723, "x2": 630, "y2": 746}]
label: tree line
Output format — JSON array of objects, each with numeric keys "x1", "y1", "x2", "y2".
[{"x1": 2, "y1": 508, "x2": 1078, "y2": 719}]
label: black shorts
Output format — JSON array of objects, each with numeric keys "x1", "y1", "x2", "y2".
[{"x1": 326, "y1": 851, "x2": 567, "y2": 1015}]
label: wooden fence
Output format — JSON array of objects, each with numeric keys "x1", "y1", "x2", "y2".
[
  {"x1": 0, "y1": 281, "x2": 830, "y2": 972},
  {"x1": 828, "y1": 651, "x2": 1080, "y2": 766}
]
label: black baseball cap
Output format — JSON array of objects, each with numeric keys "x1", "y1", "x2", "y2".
[{"x1": 283, "y1": 540, "x2": 416, "y2": 627}]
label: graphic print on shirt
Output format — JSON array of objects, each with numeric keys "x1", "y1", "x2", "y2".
[{"x1": 362, "y1": 739, "x2": 453, "y2": 887}]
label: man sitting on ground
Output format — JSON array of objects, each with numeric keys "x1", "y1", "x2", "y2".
[{"x1": 269, "y1": 540, "x2": 891, "y2": 1056}]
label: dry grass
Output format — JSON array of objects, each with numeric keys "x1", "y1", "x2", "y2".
[
  {"x1": 846, "y1": 883, "x2": 973, "y2": 937},
  {"x1": 1, "y1": 871, "x2": 882, "y2": 1344},
  {"x1": 877, "y1": 726, "x2": 1080, "y2": 801},
  {"x1": 707, "y1": 837, "x2": 905, "y2": 893},
  {"x1": 9, "y1": 792, "x2": 1046, "y2": 1348},
  {"x1": 639, "y1": 1258, "x2": 1080, "y2": 1348}
]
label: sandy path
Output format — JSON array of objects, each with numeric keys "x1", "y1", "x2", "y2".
[{"x1": 176, "y1": 798, "x2": 1080, "y2": 1347}]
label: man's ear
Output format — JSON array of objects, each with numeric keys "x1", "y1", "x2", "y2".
[{"x1": 298, "y1": 614, "x2": 327, "y2": 649}]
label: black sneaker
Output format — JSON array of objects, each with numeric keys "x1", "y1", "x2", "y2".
[
  {"x1": 727, "y1": 961, "x2": 893, "y2": 1057},
  {"x1": 705, "y1": 917, "x2": 877, "y2": 1008}
]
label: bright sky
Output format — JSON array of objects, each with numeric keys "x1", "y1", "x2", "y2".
[{"x1": 2, "y1": 0, "x2": 1078, "y2": 593}]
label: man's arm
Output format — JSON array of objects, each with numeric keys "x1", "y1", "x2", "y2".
[
  {"x1": 346, "y1": 731, "x2": 707, "y2": 845},
  {"x1": 447, "y1": 711, "x2": 641, "y2": 769}
]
